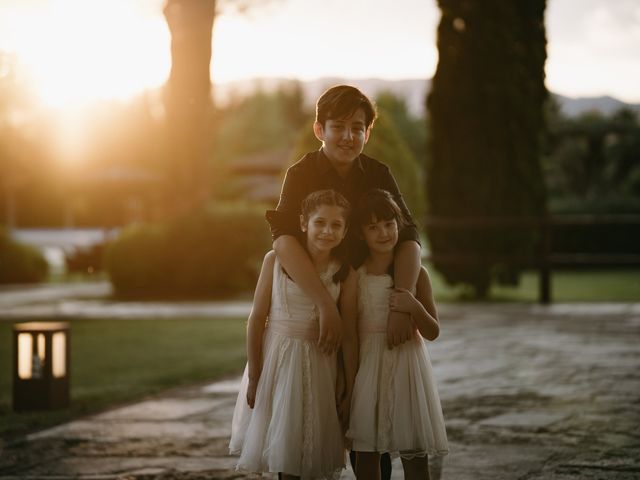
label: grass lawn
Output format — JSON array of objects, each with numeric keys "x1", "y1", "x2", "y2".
[
  {"x1": 429, "y1": 266, "x2": 640, "y2": 302},
  {"x1": 0, "y1": 316, "x2": 247, "y2": 440}
]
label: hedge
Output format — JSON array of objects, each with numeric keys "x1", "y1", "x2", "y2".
[
  {"x1": 0, "y1": 228, "x2": 49, "y2": 284},
  {"x1": 106, "y1": 202, "x2": 272, "y2": 298}
]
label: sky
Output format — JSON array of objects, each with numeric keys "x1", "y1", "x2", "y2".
[{"x1": 0, "y1": 0, "x2": 639, "y2": 109}]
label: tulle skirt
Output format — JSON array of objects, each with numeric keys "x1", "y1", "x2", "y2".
[
  {"x1": 229, "y1": 329, "x2": 345, "y2": 479},
  {"x1": 347, "y1": 333, "x2": 449, "y2": 458}
]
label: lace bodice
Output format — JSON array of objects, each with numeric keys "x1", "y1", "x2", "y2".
[
  {"x1": 357, "y1": 266, "x2": 393, "y2": 334},
  {"x1": 268, "y1": 257, "x2": 341, "y2": 340}
]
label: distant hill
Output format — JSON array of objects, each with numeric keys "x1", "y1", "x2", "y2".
[
  {"x1": 214, "y1": 77, "x2": 640, "y2": 118},
  {"x1": 551, "y1": 93, "x2": 640, "y2": 117}
]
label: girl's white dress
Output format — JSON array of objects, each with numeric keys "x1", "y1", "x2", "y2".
[
  {"x1": 229, "y1": 257, "x2": 345, "y2": 479},
  {"x1": 347, "y1": 266, "x2": 449, "y2": 458}
]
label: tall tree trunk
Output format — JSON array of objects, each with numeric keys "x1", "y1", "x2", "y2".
[{"x1": 163, "y1": 0, "x2": 216, "y2": 217}]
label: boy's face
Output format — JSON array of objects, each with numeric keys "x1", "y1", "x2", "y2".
[{"x1": 314, "y1": 108, "x2": 370, "y2": 171}]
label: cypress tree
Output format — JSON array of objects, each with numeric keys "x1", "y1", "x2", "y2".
[{"x1": 426, "y1": 0, "x2": 548, "y2": 297}]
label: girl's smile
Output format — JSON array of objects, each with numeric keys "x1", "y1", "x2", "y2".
[
  {"x1": 362, "y1": 217, "x2": 399, "y2": 255},
  {"x1": 301, "y1": 205, "x2": 348, "y2": 257}
]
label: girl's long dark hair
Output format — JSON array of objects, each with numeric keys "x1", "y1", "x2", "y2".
[{"x1": 354, "y1": 189, "x2": 408, "y2": 230}]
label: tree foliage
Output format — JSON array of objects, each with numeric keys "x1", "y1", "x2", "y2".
[
  {"x1": 427, "y1": 0, "x2": 548, "y2": 297},
  {"x1": 375, "y1": 90, "x2": 427, "y2": 165},
  {"x1": 543, "y1": 105, "x2": 640, "y2": 212},
  {"x1": 214, "y1": 82, "x2": 308, "y2": 166}
]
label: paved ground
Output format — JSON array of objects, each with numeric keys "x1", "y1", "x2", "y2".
[{"x1": 1, "y1": 284, "x2": 639, "y2": 479}]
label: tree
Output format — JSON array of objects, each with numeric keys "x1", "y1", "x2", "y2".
[
  {"x1": 426, "y1": 0, "x2": 548, "y2": 297},
  {"x1": 375, "y1": 90, "x2": 427, "y2": 165},
  {"x1": 160, "y1": 0, "x2": 275, "y2": 216},
  {"x1": 544, "y1": 107, "x2": 640, "y2": 213},
  {"x1": 162, "y1": 0, "x2": 217, "y2": 217},
  {"x1": 214, "y1": 82, "x2": 308, "y2": 166},
  {"x1": 0, "y1": 53, "x2": 43, "y2": 227}
]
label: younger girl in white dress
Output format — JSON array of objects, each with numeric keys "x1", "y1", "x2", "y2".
[
  {"x1": 230, "y1": 189, "x2": 359, "y2": 480},
  {"x1": 347, "y1": 189, "x2": 448, "y2": 480}
]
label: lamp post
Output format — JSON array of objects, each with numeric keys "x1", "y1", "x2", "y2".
[{"x1": 13, "y1": 321, "x2": 70, "y2": 411}]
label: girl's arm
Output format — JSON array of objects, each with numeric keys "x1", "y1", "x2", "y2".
[
  {"x1": 389, "y1": 266, "x2": 440, "y2": 341},
  {"x1": 246, "y1": 250, "x2": 275, "y2": 408},
  {"x1": 337, "y1": 267, "x2": 359, "y2": 432},
  {"x1": 388, "y1": 240, "x2": 421, "y2": 348}
]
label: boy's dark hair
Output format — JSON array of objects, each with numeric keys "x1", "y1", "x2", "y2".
[
  {"x1": 298, "y1": 189, "x2": 351, "y2": 284},
  {"x1": 355, "y1": 188, "x2": 408, "y2": 229},
  {"x1": 316, "y1": 85, "x2": 377, "y2": 129}
]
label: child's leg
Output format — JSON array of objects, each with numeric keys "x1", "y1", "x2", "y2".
[
  {"x1": 352, "y1": 450, "x2": 391, "y2": 480},
  {"x1": 401, "y1": 456, "x2": 430, "y2": 480},
  {"x1": 356, "y1": 452, "x2": 381, "y2": 480},
  {"x1": 280, "y1": 474, "x2": 300, "y2": 480},
  {"x1": 381, "y1": 452, "x2": 392, "y2": 480}
]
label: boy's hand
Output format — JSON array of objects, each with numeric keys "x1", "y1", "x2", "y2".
[
  {"x1": 387, "y1": 310, "x2": 413, "y2": 349},
  {"x1": 318, "y1": 302, "x2": 342, "y2": 355}
]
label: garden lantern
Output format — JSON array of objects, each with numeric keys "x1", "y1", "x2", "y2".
[{"x1": 13, "y1": 321, "x2": 70, "y2": 411}]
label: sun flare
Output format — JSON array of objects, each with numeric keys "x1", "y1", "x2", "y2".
[{"x1": 4, "y1": 0, "x2": 170, "y2": 109}]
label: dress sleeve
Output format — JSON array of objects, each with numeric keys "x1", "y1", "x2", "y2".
[
  {"x1": 265, "y1": 164, "x2": 305, "y2": 241},
  {"x1": 379, "y1": 165, "x2": 421, "y2": 246}
]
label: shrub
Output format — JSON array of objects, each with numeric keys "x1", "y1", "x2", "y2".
[
  {"x1": 65, "y1": 242, "x2": 109, "y2": 275},
  {"x1": 106, "y1": 202, "x2": 271, "y2": 298},
  {"x1": 0, "y1": 228, "x2": 49, "y2": 284},
  {"x1": 105, "y1": 224, "x2": 170, "y2": 296}
]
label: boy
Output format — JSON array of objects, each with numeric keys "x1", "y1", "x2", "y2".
[
  {"x1": 266, "y1": 84, "x2": 421, "y2": 355},
  {"x1": 267, "y1": 85, "x2": 421, "y2": 480}
]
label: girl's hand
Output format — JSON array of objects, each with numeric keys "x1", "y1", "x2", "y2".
[
  {"x1": 335, "y1": 367, "x2": 346, "y2": 408},
  {"x1": 247, "y1": 379, "x2": 259, "y2": 409},
  {"x1": 389, "y1": 288, "x2": 417, "y2": 314},
  {"x1": 337, "y1": 392, "x2": 352, "y2": 434}
]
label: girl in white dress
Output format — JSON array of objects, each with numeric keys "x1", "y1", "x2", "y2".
[
  {"x1": 230, "y1": 189, "x2": 359, "y2": 480},
  {"x1": 347, "y1": 189, "x2": 448, "y2": 480}
]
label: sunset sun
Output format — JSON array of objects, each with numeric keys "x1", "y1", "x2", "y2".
[{"x1": 5, "y1": 0, "x2": 170, "y2": 109}]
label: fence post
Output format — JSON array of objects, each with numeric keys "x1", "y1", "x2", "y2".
[{"x1": 539, "y1": 216, "x2": 551, "y2": 304}]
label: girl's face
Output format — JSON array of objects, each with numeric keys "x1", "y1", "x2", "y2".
[
  {"x1": 361, "y1": 216, "x2": 399, "y2": 255},
  {"x1": 301, "y1": 204, "x2": 348, "y2": 255}
]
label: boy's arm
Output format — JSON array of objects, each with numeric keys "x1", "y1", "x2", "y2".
[
  {"x1": 388, "y1": 239, "x2": 421, "y2": 348},
  {"x1": 377, "y1": 163, "x2": 423, "y2": 347},
  {"x1": 246, "y1": 250, "x2": 275, "y2": 408},
  {"x1": 273, "y1": 236, "x2": 342, "y2": 355},
  {"x1": 337, "y1": 267, "x2": 359, "y2": 432},
  {"x1": 390, "y1": 266, "x2": 440, "y2": 341},
  {"x1": 268, "y1": 160, "x2": 342, "y2": 355},
  {"x1": 379, "y1": 163, "x2": 421, "y2": 246}
]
